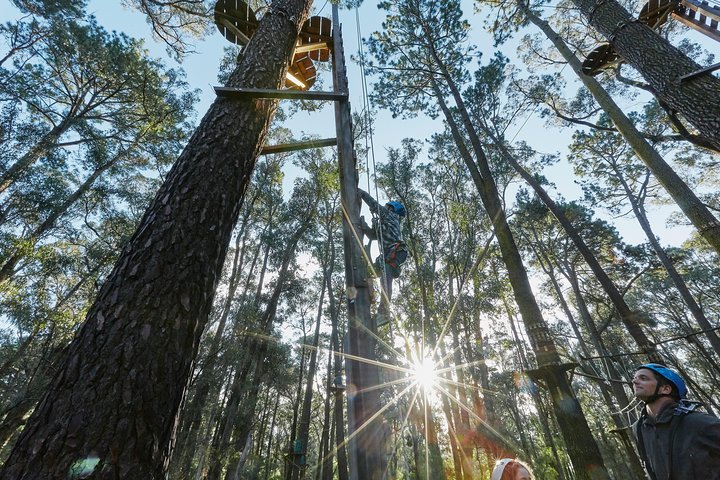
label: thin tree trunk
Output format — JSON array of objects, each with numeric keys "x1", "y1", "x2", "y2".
[
  {"x1": 211, "y1": 220, "x2": 312, "y2": 480},
  {"x1": 430, "y1": 69, "x2": 610, "y2": 477},
  {"x1": 264, "y1": 394, "x2": 281, "y2": 480},
  {"x1": 559, "y1": 267, "x2": 646, "y2": 480},
  {"x1": 289, "y1": 263, "x2": 328, "y2": 480},
  {"x1": 329, "y1": 274, "x2": 348, "y2": 480},
  {"x1": 0, "y1": 155, "x2": 118, "y2": 284},
  {"x1": 285, "y1": 343, "x2": 306, "y2": 480},
  {"x1": 0, "y1": 119, "x2": 72, "y2": 195},
  {"x1": 486, "y1": 129, "x2": 660, "y2": 361},
  {"x1": 503, "y1": 302, "x2": 549, "y2": 466},
  {"x1": 316, "y1": 335, "x2": 333, "y2": 480},
  {"x1": 613, "y1": 167, "x2": 720, "y2": 357}
]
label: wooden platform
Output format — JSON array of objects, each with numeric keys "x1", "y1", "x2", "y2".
[
  {"x1": 581, "y1": 43, "x2": 621, "y2": 76},
  {"x1": 674, "y1": 0, "x2": 720, "y2": 42},
  {"x1": 213, "y1": 0, "x2": 333, "y2": 91}
]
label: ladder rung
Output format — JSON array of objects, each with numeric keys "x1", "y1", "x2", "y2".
[
  {"x1": 261, "y1": 138, "x2": 337, "y2": 155},
  {"x1": 215, "y1": 86, "x2": 348, "y2": 101}
]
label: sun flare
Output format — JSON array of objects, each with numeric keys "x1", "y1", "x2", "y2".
[{"x1": 412, "y1": 355, "x2": 438, "y2": 390}]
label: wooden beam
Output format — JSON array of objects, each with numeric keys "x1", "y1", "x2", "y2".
[
  {"x1": 681, "y1": 0, "x2": 720, "y2": 22},
  {"x1": 331, "y1": 4, "x2": 387, "y2": 480},
  {"x1": 294, "y1": 42, "x2": 328, "y2": 54},
  {"x1": 672, "y1": 13, "x2": 720, "y2": 41},
  {"x1": 260, "y1": 138, "x2": 336, "y2": 155},
  {"x1": 214, "y1": 86, "x2": 348, "y2": 101},
  {"x1": 672, "y1": 0, "x2": 720, "y2": 42},
  {"x1": 217, "y1": 17, "x2": 251, "y2": 45}
]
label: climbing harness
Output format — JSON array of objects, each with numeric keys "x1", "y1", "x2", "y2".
[{"x1": 384, "y1": 241, "x2": 408, "y2": 272}]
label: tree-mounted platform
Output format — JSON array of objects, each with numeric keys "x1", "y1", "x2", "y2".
[
  {"x1": 214, "y1": 0, "x2": 332, "y2": 90},
  {"x1": 212, "y1": 2, "x2": 343, "y2": 158},
  {"x1": 582, "y1": 0, "x2": 720, "y2": 76},
  {"x1": 581, "y1": 43, "x2": 621, "y2": 76},
  {"x1": 524, "y1": 362, "x2": 579, "y2": 389}
]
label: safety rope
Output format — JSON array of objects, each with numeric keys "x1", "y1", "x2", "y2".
[{"x1": 353, "y1": 6, "x2": 392, "y2": 305}]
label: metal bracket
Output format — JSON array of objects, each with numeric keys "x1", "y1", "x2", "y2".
[{"x1": 680, "y1": 61, "x2": 720, "y2": 82}]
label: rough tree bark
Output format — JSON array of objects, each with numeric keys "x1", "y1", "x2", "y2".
[
  {"x1": 521, "y1": 3, "x2": 720, "y2": 259},
  {"x1": 568, "y1": 0, "x2": 720, "y2": 150},
  {"x1": 0, "y1": 0, "x2": 313, "y2": 478}
]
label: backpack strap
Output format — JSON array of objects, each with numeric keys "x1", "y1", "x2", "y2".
[
  {"x1": 667, "y1": 401, "x2": 701, "y2": 479},
  {"x1": 635, "y1": 411, "x2": 658, "y2": 480}
]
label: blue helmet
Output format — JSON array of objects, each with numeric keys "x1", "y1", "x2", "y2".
[
  {"x1": 637, "y1": 364, "x2": 687, "y2": 399},
  {"x1": 386, "y1": 201, "x2": 406, "y2": 217}
]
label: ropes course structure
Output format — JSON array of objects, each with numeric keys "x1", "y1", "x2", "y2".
[{"x1": 214, "y1": 0, "x2": 331, "y2": 89}]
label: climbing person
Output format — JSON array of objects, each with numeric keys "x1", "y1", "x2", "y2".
[
  {"x1": 491, "y1": 458, "x2": 533, "y2": 480},
  {"x1": 632, "y1": 363, "x2": 720, "y2": 480},
  {"x1": 358, "y1": 188, "x2": 407, "y2": 327}
]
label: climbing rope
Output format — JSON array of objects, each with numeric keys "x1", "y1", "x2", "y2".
[{"x1": 353, "y1": 5, "x2": 394, "y2": 311}]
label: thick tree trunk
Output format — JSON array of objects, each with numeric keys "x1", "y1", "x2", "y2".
[
  {"x1": 523, "y1": 3, "x2": 720, "y2": 253},
  {"x1": 173, "y1": 220, "x2": 251, "y2": 478},
  {"x1": 0, "y1": 1, "x2": 313, "y2": 478},
  {"x1": 569, "y1": 0, "x2": 720, "y2": 149},
  {"x1": 503, "y1": 302, "x2": 558, "y2": 469},
  {"x1": 173, "y1": 195, "x2": 260, "y2": 468}
]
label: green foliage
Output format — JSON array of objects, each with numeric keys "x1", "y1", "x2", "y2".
[
  {"x1": 0, "y1": 8, "x2": 198, "y2": 454},
  {"x1": 11, "y1": 0, "x2": 86, "y2": 17},
  {"x1": 120, "y1": 0, "x2": 212, "y2": 60},
  {"x1": 367, "y1": 0, "x2": 473, "y2": 119}
]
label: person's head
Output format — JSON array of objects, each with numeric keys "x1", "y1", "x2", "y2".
[
  {"x1": 491, "y1": 458, "x2": 533, "y2": 480},
  {"x1": 385, "y1": 201, "x2": 406, "y2": 218},
  {"x1": 633, "y1": 363, "x2": 687, "y2": 403}
]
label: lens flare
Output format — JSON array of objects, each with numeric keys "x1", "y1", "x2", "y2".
[{"x1": 412, "y1": 355, "x2": 438, "y2": 390}]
